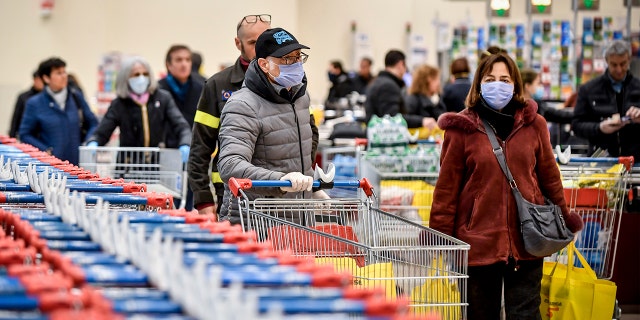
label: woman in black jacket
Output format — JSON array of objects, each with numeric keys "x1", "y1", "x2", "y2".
[
  {"x1": 403, "y1": 64, "x2": 446, "y2": 128},
  {"x1": 87, "y1": 56, "x2": 191, "y2": 167}
]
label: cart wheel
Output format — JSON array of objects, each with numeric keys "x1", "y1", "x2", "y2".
[{"x1": 613, "y1": 299, "x2": 621, "y2": 319}]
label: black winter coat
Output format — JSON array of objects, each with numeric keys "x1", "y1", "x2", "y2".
[
  {"x1": 158, "y1": 75, "x2": 204, "y2": 148},
  {"x1": 89, "y1": 89, "x2": 191, "y2": 148},
  {"x1": 573, "y1": 70, "x2": 640, "y2": 159},
  {"x1": 442, "y1": 77, "x2": 471, "y2": 113},
  {"x1": 404, "y1": 94, "x2": 446, "y2": 121},
  {"x1": 365, "y1": 71, "x2": 425, "y2": 127}
]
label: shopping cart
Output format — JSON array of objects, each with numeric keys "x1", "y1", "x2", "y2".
[
  {"x1": 79, "y1": 146, "x2": 187, "y2": 209},
  {"x1": 318, "y1": 139, "x2": 366, "y2": 198},
  {"x1": 357, "y1": 140, "x2": 441, "y2": 226},
  {"x1": 556, "y1": 156, "x2": 633, "y2": 280},
  {"x1": 229, "y1": 177, "x2": 469, "y2": 318}
]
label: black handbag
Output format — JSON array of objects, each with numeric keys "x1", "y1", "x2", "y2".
[{"x1": 482, "y1": 119, "x2": 574, "y2": 257}]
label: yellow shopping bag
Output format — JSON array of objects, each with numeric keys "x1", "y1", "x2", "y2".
[
  {"x1": 408, "y1": 127, "x2": 444, "y2": 141},
  {"x1": 410, "y1": 255, "x2": 462, "y2": 319},
  {"x1": 540, "y1": 242, "x2": 617, "y2": 320},
  {"x1": 315, "y1": 257, "x2": 397, "y2": 299}
]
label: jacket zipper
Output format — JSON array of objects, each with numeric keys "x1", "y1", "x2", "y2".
[{"x1": 292, "y1": 103, "x2": 304, "y2": 174}]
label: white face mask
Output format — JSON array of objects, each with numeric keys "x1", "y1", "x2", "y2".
[{"x1": 128, "y1": 75, "x2": 150, "y2": 95}]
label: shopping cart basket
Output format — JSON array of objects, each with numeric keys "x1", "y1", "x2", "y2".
[
  {"x1": 229, "y1": 177, "x2": 469, "y2": 318},
  {"x1": 357, "y1": 140, "x2": 440, "y2": 226},
  {"x1": 557, "y1": 156, "x2": 633, "y2": 280},
  {"x1": 79, "y1": 146, "x2": 187, "y2": 208}
]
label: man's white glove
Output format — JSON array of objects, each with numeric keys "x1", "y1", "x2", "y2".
[
  {"x1": 280, "y1": 172, "x2": 313, "y2": 192},
  {"x1": 312, "y1": 190, "x2": 330, "y2": 199}
]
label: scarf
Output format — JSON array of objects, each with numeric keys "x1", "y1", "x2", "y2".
[
  {"x1": 46, "y1": 86, "x2": 68, "y2": 110},
  {"x1": 240, "y1": 56, "x2": 251, "y2": 72},
  {"x1": 129, "y1": 92, "x2": 150, "y2": 106},
  {"x1": 165, "y1": 74, "x2": 189, "y2": 102},
  {"x1": 128, "y1": 92, "x2": 151, "y2": 147}
]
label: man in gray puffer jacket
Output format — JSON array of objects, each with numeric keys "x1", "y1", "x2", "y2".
[{"x1": 218, "y1": 27, "x2": 328, "y2": 225}]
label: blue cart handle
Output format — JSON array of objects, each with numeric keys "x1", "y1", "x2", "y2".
[{"x1": 229, "y1": 177, "x2": 373, "y2": 198}]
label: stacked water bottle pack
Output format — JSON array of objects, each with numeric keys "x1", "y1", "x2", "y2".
[{"x1": 0, "y1": 137, "x2": 420, "y2": 319}]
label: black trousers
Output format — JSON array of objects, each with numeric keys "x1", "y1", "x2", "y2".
[{"x1": 468, "y1": 258, "x2": 543, "y2": 320}]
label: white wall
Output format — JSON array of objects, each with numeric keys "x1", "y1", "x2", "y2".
[
  {"x1": 0, "y1": 0, "x2": 298, "y2": 135},
  {"x1": 1, "y1": 0, "x2": 638, "y2": 135}
]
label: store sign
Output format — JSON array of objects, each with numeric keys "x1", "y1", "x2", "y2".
[
  {"x1": 574, "y1": 0, "x2": 599, "y2": 10},
  {"x1": 530, "y1": 0, "x2": 551, "y2": 14},
  {"x1": 530, "y1": 4, "x2": 551, "y2": 14},
  {"x1": 491, "y1": 0, "x2": 511, "y2": 17}
]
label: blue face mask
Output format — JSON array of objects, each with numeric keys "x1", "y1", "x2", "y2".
[
  {"x1": 128, "y1": 75, "x2": 150, "y2": 95},
  {"x1": 272, "y1": 62, "x2": 305, "y2": 88},
  {"x1": 533, "y1": 86, "x2": 544, "y2": 100},
  {"x1": 481, "y1": 82, "x2": 514, "y2": 110}
]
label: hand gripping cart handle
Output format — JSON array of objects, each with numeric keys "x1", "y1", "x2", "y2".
[{"x1": 229, "y1": 178, "x2": 374, "y2": 198}]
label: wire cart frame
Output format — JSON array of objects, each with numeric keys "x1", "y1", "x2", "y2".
[
  {"x1": 357, "y1": 141, "x2": 441, "y2": 226},
  {"x1": 555, "y1": 156, "x2": 633, "y2": 280},
  {"x1": 79, "y1": 146, "x2": 187, "y2": 208},
  {"x1": 229, "y1": 178, "x2": 469, "y2": 318}
]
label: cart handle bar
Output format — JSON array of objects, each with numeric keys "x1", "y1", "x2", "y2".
[
  {"x1": 229, "y1": 177, "x2": 374, "y2": 198},
  {"x1": 354, "y1": 138, "x2": 440, "y2": 147},
  {"x1": 562, "y1": 156, "x2": 634, "y2": 171}
]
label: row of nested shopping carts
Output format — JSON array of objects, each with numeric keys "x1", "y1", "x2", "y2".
[
  {"x1": 0, "y1": 135, "x2": 461, "y2": 320},
  {"x1": 319, "y1": 138, "x2": 634, "y2": 318}
]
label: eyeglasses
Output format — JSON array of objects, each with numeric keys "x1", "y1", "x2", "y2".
[
  {"x1": 237, "y1": 14, "x2": 271, "y2": 31},
  {"x1": 280, "y1": 52, "x2": 309, "y2": 65}
]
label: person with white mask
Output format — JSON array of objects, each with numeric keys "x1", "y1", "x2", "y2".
[
  {"x1": 431, "y1": 48, "x2": 583, "y2": 319},
  {"x1": 217, "y1": 27, "x2": 327, "y2": 225},
  {"x1": 86, "y1": 56, "x2": 191, "y2": 165},
  {"x1": 19, "y1": 57, "x2": 98, "y2": 165}
]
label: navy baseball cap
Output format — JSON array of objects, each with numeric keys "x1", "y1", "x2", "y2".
[{"x1": 255, "y1": 28, "x2": 310, "y2": 59}]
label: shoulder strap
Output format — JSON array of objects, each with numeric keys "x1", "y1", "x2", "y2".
[{"x1": 481, "y1": 119, "x2": 522, "y2": 195}]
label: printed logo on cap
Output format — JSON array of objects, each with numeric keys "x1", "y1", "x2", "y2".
[{"x1": 273, "y1": 31, "x2": 294, "y2": 44}]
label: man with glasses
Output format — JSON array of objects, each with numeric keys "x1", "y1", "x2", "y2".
[
  {"x1": 188, "y1": 14, "x2": 271, "y2": 216},
  {"x1": 216, "y1": 27, "x2": 328, "y2": 225},
  {"x1": 573, "y1": 39, "x2": 640, "y2": 161}
]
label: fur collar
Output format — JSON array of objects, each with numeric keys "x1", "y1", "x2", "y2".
[{"x1": 438, "y1": 99, "x2": 539, "y2": 133}]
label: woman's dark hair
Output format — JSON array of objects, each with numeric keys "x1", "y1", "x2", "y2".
[
  {"x1": 450, "y1": 57, "x2": 470, "y2": 78},
  {"x1": 479, "y1": 46, "x2": 507, "y2": 61},
  {"x1": 465, "y1": 50, "x2": 526, "y2": 108}
]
